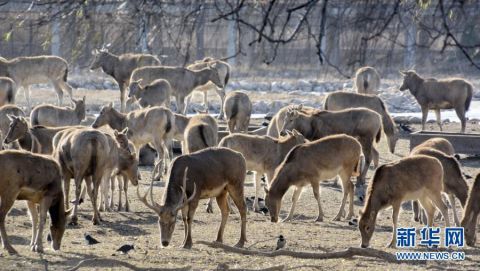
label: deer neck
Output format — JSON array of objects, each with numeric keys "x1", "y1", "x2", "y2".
[
  {"x1": 174, "y1": 114, "x2": 190, "y2": 135},
  {"x1": 269, "y1": 173, "x2": 291, "y2": 201},
  {"x1": 109, "y1": 110, "x2": 128, "y2": 131},
  {"x1": 17, "y1": 128, "x2": 33, "y2": 150},
  {"x1": 162, "y1": 181, "x2": 183, "y2": 208},
  {"x1": 192, "y1": 69, "x2": 212, "y2": 88},
  {"x1": 101, "y1": 53, "x2": 120, "y2": 77}
]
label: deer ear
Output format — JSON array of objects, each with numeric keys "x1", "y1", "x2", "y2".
[
  {"x1": 114, "y1": 130, "x2": 119, "y2": 137},
  {"x1": 297, "y1": 104, "x2": 303, "y2": 110},
  {"x1": 292, "y1": 129, "x2": 300, "y2": 136},
  {"x1": 122, "y1": 127, "x2": 129, "y2": 135},
  {"x1": 399, "y1": 70, "x2": 406, "y2": 75}
]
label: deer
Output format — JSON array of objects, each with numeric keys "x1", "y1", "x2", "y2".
[
  {"x1": 4, "y1": 114, "x2": 82, "y2": 154},
  {"x1": 90, "y1": 49, "x2": 160, "y2": 112},
  {"x1": 354, "y1": 66, "x2": 381, "y2": 94},
  {"x1": 461, "y1": 173, "x2": 480, "y2": 246},
  {"x1": 137, "y1": 147, "x2": 247, "y2": 249},
  {"x1": 281, "y1": 106, "x2": 382, "y2": 202},
  {"x1": 30, "y1": 96, "x2": 86, "y2": 127},
  {"x1": 130, "y1": 65, "x2": 223, "y2": 114},
  {"x1": 91, "y1": 103, "x2": 174, "y2": 179},
  {"x1": 224, "y1": 91, "x2": 252, "y2": 133},
  {"x1": 0, "y1": 150, "x2": 69, "y2": 254},
  {"x1": 0, "y1": 55, "x2": 74, "y2": 109},
  {"x1": 399, "y1": 70, "x2": 473, "y2": 133},
  {"x1": 54, "y1": 128, "x2": 139, "y2": 225},
  {"x1": 185, "y1": 57, "x2": 230, "y2": 118},
  {"x1": 324, "y1": 91, "x2": 397, "y2": 154},
  {"x1": 173, "y1": 113, "x2": 218, "y2": 154},
  {"x1": 0, "y1": 104, "x2": 25, "y2": 146},
  {"x1": 216, "y1": 130, "x2": 307, "y2": 213},
  {"x1": 265, "y1": 134, "x2": 364, "y2": 223},
  {"x1": 127, "y1": 79, "x2": 171, "y2": 109},
  {"x1": 359, "y1": 155, "x2": 450, "y2": 248}
]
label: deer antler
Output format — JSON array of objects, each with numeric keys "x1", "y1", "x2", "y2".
[
  {"x1": 175, "y1": 167, "x2": 197, "y2": 212},
  {"x1": 136, "y1": 168, "x2": 162, "y2": 214}
]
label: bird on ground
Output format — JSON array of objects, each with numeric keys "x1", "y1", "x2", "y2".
[
  {"x1": 84, "y1": 233, "x2": 100, "y2": 245},
  {"x1": 117, "y1": 244, "x2": 135, "y2": 254},
  {"x1": 276, "y1": 235, "x2": 286, "y2": 250}
]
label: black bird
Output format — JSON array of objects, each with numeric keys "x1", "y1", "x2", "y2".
[
  {"x1": 276, "y1": 235, "x2": 286, "y2": 250},
  {"x1": 116, "y1": 244, "x2": 135, "y2": 254},
  {"x1": 399, "y1": 123, "x2": 414, "y2": 133},
  {"x1": 84, "y1": 234, "x2": 100, "y2": 245}
]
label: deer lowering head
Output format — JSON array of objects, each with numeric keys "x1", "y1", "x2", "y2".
[{"x1": 137, "y1": 167, "x2": 196, "y2": 247}]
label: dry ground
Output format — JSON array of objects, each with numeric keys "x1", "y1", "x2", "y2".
[{"x1": 0, "y1": 88, "x2": 479, "y2": 270}]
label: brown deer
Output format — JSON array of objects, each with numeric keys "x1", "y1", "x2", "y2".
[
  {"x1": 359, "y1": 155, "x2": 450, "y2": 248},
  {"x1": 90, "y1": 49, "x2": 160, "y2": 112},
  {"x1": 0, "y1": 150, "x2": 69, "y2": 254},
  {"x1": 30, "y1": 96, "x2": 86, "y2": 127},
  {"x1": 354, "y1": 66, "x2": 380, "y2": 94},
  {"x1": 461, "y1": 173, "x2": 480, "y2": 246},
  {"x1": 137, "y1": 148, "x2": 247, "y2": 249},
  {"x1": 265, "y1": 134, "x2": 363, "y2": 223},
  {"x1": 224, "y1": 91, "x2": 252, "y2": 133},
  {"x1": 399, "y1": 70, "x2": 473, "y2": 133},
  {"x1": 0, "y1": 55, "x2": 73, "y2": 109}
]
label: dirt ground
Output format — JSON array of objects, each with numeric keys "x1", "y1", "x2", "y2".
[{"x1": 0, "y1": 88, "x2": 479, "y2": 270}]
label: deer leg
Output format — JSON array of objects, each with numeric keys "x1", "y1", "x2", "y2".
[
  {"x1": 110, "y1": 176, "x2": 116, "y2": 210},
  {"x1": 334, "y1": 171, "x2": 353, "y2": 221},
  {"x1": 215, "y1": 191, "x2": 229, "y2": 244},
  {"x1": 253, "y1": 171, "x2": 261, "y2": 212},
  {"x1": 412, "y1": 200, "x2": 421, "y2": 222},
  {"x1": 206, "y1": 198, "x2": 214, "y2": 213},
  {"x1": 153, "y1": 141, "x2": 165, "y2": 181},
  {"x1": 454, "y1": 107, "x2": 466, "y2": 133},
  {"x1": 24, "y1": 85, "x2": 31, "y2": 111},
  {"x1": 371, "y1": 147, "x2": 379, "y2": 168},
  {"x1": 227, "y1": 182, "x2": 247, "y2": 248},
  {"x1": 428, "y1": 190, "x2": 450, "y2": 227},
  {"x1": 217, "y1": 90, "x2": 225, "y2": 120},
  {"x1": 419, "y1": 196, "x2": 436, "y2": 227},
  {"x1": 0, "y1": 196, "x2": 17, "y2": 254},
  {"x1": 70, "y1": 175, "x2": 83, "y2": 225},
  {"x1": 32, "y1": 197, "x2": 51, "y2": 253},
  {"x1": 421, "y1": 106, "x2": 429, "y2": 131},
  {"x1": 58, "y1": 79, "x2": 73, "y2": 101},
  {"x1": 311, "y1": 182, "x2": 324, "y2": 222},
  {"x1": 52, "y1": 81, "x2": 64, "y2": 106},
  {"x1": 26, "y1": 201, "x2": 39, "y2": 247},
  {"x1": 387, "y1": 201, "x2": 401, "y2": 248},
  {"x1": 355, "y1": 139, "x2": 372, "y2": 202},
  {"x1": 123, "y1": 175, "x2": 130, "y2": 212},
  {"x1": 63, "y1": 177, "x2": 71, "y2": 209},
  {"x1": 183, "y1": 202, "x2": 198, "y2": 249},
  {"x1": 119, "y1": 83, "x2": 126, "y2": 113},
  {"x1": 448, "y1": 194, "x2": 460, "y2": 226},
  {"x1": 435, "y1": 109, "x2": 443, "y2": 131},
  {"x1": 227, "y1": 119, "x2": 236, "y2": 134},
  {"x1": 91, "y1": 175, "x2": 103, "y2": 225},
  {"x1": 177, "y1": 95, "x2": 186, "y2": 115},
  {"x1": 202, "y1": 91, "x2": 208, "y2": 112},
  {"x1": 283, "y1": 187, "x2": 302, "y2": 222}
]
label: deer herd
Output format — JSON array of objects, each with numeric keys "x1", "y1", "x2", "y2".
[{"x1": 0, "y1": 50, "x2": 478, "y2": 257}]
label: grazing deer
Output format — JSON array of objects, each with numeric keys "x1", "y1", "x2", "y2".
[
  {"x1": 0, "y1": 77, "x2": 15, "y2": 106},
  {"x1": 399, "y1": 70, "x2": 473, "y2": 133},
  {"x1": 137, "y1": 148, "x2": 247, "y2": 249},
  {"x1": 324, "y1": 91, "x2": 397, "y2": 154},
  {"x1": 217, "y1": 130, "x2": 306, "y2": 212},
  {"x1": 224, "y1": 91, "x2": 252, "y2": 133},
  {"x1": 91, "y1": 103, "x2": 174, "y2": 179},
  {"x1": 0, "y1": 150, "x2": 69, "y2": 254},
  {"x1": 186, "y1": 58, "x2": 230, "y2": 118},
  {"x1": 410, "y1": 147, "x2": 468, "y2": 226},
  {"x1": 173, "y1": 113, "x2": 218, "y2": 154},
  {"x1": 267, "y1": 105, "x2": 318, "y2": 138},
  {"x1": 90, "y1": 49, "x2": 160, "y2": 112},
  {"x1": 354, "y1": 66, "x2": 380, "y2": 94},
  {"x1": 461, "y1": 173, "x2": 480, "y2": 246},
  {"x1": 265, "y1": 134, "x2": 363, "y2": 223},
  {"x1": 30, "y1": 96, "x2": 86, "y2": 127},
  {"x1": 0, "y1": 55, "x2": 73, "y2": 109},
  {"x1": 54, "y1": 128, "x2": 139, "y2": 225},
  {"x1": 359, "y1": 155, "x2": 450, "y2": 248},
  {"x1": 281, "y1": 107, "x2": 382, "y2": 201},
  {"x1": 130, "y1": 65, "x2": 223, "y2": 114}
]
